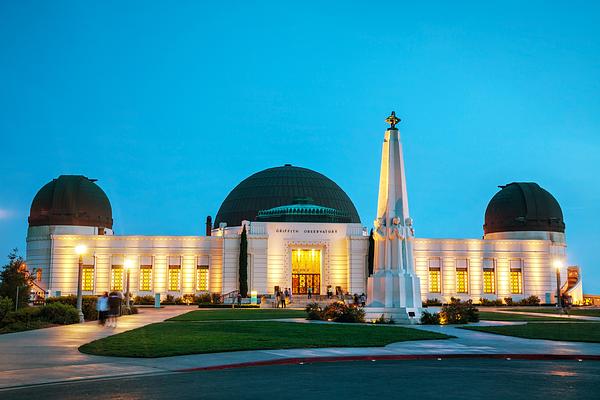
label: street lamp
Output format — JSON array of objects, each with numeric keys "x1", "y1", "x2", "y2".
[
  {"x1": 554, "y1": 259, "x2": 563, "y2": 311},
  {"x1": 124, "y1": 258, "x2": 132, "y2": 310},
  {"x1": 75, "y1": 244, "x2": 87, "y2": 323}
]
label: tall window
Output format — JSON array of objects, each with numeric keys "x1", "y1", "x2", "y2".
[
  {"x1": 456, "y1": 268, "x2": 468, "y2": 293},
  {"x1": 483, "y1": 259, "x2": 496, "y2": 294},
  {"x1": 428, "y1": 258, "x2": 441, "y2": 293},
  {"x1": 196, "y1": 265, "x2": 209, "y2": 291},
  {"x1": 82, "y1": 266, "x2": 94, "y2": 291},
  {"x1": 139, "y1": 265, "x2": 152, "y2": 291},
  {"x1": 111, "y1": 266, "x2": 123, "y2": 291},
  {"x1": 169, "y1": 267, "x2": 181, "y2": 291},
  {"x1": 510, "y1": 260, "x2": 523, "y2": 294}
]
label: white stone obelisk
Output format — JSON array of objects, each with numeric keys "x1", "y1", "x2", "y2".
[{"x1": 365, "y1": 112, "x2": 423, "y2": 324}]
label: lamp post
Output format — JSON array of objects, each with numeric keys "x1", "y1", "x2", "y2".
[
  {"x1": 75, "y1": 244, "x2": 87, "y2": 323},
  {"x1": 554, "y1": 259, "x2": 563, "y2": 311},
  {"x1": 124, "y1": 259, "x2": 132, "y2": 310}
]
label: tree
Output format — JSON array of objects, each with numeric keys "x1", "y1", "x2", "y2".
[
  {"x1": 238, "y1": 225, "x2": 248, "y2": 297},
  {"x1": 367, "y1": 229, "x2": 374, "y2": 276},
  {"x1": 0, "y1": 249, "x2": 32, "y2": 309}
]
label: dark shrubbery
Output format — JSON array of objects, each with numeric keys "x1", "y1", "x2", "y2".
[
  {"x1": 304, "y1": 302, "x2": 365, "y2": 323},
  {"x1": 39, "y1": 302, "x2": 79, "y2": 324},
  {"x1": 518, "y1": 295, "x2": 541, "y2": 306},
  {"x1": 372, "y1": 315, "x2": 395, "y2": 324},
  {"x1": 420, "y1": 298, "x2": 479, "y2": 325},
  {"x1": 121, "y1": 306, "x2": 139, "y2": 315},
  {"x1": 305, "y1": 303, "x2": 323, "y2": 320},
  {"x1": 420, "y1": 311, "x2": 441, "y2": 325},
  {"x1": 46, "y1": 295, "x2": 98, "y2": 321},
  {"x1": 479, "y1": 298, "x2": 503, "y2": 306},
  {"x1": 134, "y1": 295, "x2": 156, "y2": 305},
  {"x1": 424, "y1": 298, "x2": 442, "y2": 306}
]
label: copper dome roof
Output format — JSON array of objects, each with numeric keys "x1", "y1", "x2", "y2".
[
  {"x1": 29, "y1": 175, "x2": 113, "y2": 229},
  {"x1": 483, "y1": 182, "x2": 564, "y2": 235}
]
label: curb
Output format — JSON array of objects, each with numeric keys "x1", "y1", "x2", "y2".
[{"x1": 178, "y1": 353, "x2": 600, "y2": 372}]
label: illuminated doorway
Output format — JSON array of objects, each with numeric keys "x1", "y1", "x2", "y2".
[{"x1": 292, "y1": 249, "x2": 321, "y2": 295}]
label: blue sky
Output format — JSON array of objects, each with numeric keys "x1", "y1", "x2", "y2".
[{"x1": 1, "y1": 1, "x2": 599, "y2": 291}]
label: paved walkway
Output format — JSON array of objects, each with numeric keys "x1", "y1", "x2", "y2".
[{"x1": 1, "y1": 307, "x2": 600, "y2": 391}]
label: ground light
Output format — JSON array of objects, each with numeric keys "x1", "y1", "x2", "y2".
[{"x1": 75, "y1": 244, "x2": 87, "y2": 323}]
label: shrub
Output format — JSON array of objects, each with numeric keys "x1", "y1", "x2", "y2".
[
  {"x1": 372, "y1": 315, "x2": 395, "y2": 324},
  {"x1": 195, "y1": 293, "x2": 212, "y2": 303},
  {"x1": 0, "y1": 296, "x2": 13, "y2": 322},
  {"x1": 322, "y1": 302, "x2": 365, "y2": 323},
  {"x1": 439, "y1": 298, "x2": 479, "y2": 324},
  {"x1": 134, "y1": 295, "x2": 156, "y2": 305},
  {"x1": 420, "y1": 311, "x2": 441, "y2": 325},
  {"x1": 121, "y1": 306, "x2": 139, "y2": 315},
  {"x1": 305, "y1": 302, "x2": 323, "y2": 320},
  {"x1": 161, "y1": 294, "x2": 176, "y2": 305},
  {"x1": 503, "y1": 297, "x2": 514, "y2": 306},
  {"x1": 46, "y1": 295, "x2": 98, "y2": 321},
  {"x1": 2, "y1": 307, "x2": 41, "y2": 326},
  {"x1": 424, "y1": 298, "x2": 442, "y2": 306},
  {"x1": 39, "y1": 302, "x2": 79, "y2": 324},
  {"x1": 519, "y1": 295, "x2": 541, "y2": 306},
  {"x1": 479, "y1": 298, "x2": 503, "y2": 306}
]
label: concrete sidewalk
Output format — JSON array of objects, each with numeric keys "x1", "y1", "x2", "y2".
[{"x1": 1, "y1": 309, "x2": 600, "y2": 391}]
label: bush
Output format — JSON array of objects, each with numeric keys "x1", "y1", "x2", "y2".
[
  {"x1": 305, "y1": 302, "x2": 323, "y2": 320},
  {"x1": 161, "y1": 294, "x2": 176, "y2": 305},
  {"x1": 439, "y1": 298, "x2": 479, "y2": 324},
  {"x1": 134, "y1": 295, "x2": 156, "y2": 305},
  {"x1": 0, "y1": 296, "x2": 13, "y2": 322},
  {"x1": 504, "y1": 297, "x2": 514, "y2": 306},
  {"x1": 420, "y1": 311, "x2": 441, "y2": 325},
  {"x1": 479, "y1": 298, "x2": 503, "y2": 306},
  {"x1": 39, "y1": 303, "x2": 79, "y2": 324},
  {"x1": 424, "y1": 298, "x2": 442, "y2": 306},
  {"x1": 46, "y1": 295, "x2": 98, "y2": 321},
  {"x1": 372, "y1": 315, "x2": 395, "y2": 324},
  {"x1": 121, "y1": 306, "x2": 139, "y2": 315},
  {"x1": 322, "y1": 302, "x2": 365, "y2": 323},
  {"x1": 519, "y1": 295, "x2": 541, "y2": 306},
  {"x1": 2, "y1": 307, "x2": 41, "y2": 326}
]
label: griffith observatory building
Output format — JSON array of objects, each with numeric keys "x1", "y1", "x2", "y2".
[{"x1": 25, "y1": 117, "x2": 584, "y2": 305}]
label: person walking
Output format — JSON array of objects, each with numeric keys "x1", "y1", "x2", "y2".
[
  {"x1": 275, "y1": 290, "x2": 281, "y2": 308},
  {"x1": 353, "y1": 293, "x2": 359, "y2": 307},
  {"x1": 307, "y1": 286, "x2": 312, "y2": 299},
  {"x1": 360, "y1": 293, "x2": 366, "y2": 307},
  {"x1": 96, "y1": 292, "x2": 109, "y2": 325},
  {"x1": 288, "y1": 288, "x2": 293, "y2": 304},
  {"x1": 280, "y1": 289, "x2": 287, "y2": 308},
  {"x1": 107, "y1": 291, "x2": 121, "y2": 328},
  {"x1": 236, "y1": 292, "x2": 242, "y2": 307}
]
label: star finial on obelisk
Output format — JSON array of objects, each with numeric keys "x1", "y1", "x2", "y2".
[{"x1": 385, "y1": 111, "x2": 400, "y2": 130}]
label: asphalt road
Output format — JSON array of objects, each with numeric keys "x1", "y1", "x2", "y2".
[{"x1": 3, "y1": 359, "x2": 599, "y2": 400}]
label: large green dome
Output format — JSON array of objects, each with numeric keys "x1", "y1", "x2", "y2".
[{"x1": 214, "y1": 165, "x2": 360, "y2": 227}]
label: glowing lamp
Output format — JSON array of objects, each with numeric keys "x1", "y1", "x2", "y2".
[
  {"x1": 553, "y1": 259, "x2": 563, "y2": 270},
  {"x1": 75, "y1": 244, "x2": 87, "y2": 255},
  {"x1": 124, "y1": 259, "x2": 133, "y2": 270}
]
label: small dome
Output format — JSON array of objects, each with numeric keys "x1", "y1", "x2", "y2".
[
  {"x1": 483, "y1": 182, "x2": 564, "y2": 235},
  {"x1": 215, "y1": 165, "x2": 360, "y2": 227},
  {"x1": 257, "y1": 199, "x2": 351, "y2": 223},
  {"x1": 29, "y1": 175, "x2": 113, "y2": 229}
]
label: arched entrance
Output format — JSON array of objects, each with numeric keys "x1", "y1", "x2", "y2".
[{"x1": 291, "y1": 248, "x2": 321, "y2": 295}]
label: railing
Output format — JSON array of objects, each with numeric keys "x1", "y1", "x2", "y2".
[{"x1": 219, "y1": 289, "x2": 240, "y2": 304}]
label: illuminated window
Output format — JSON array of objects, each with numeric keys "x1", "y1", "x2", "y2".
[
  {"x1": 196, "y1": 265, "x2": 209, "y2": 291},
  {"x1": 483, "y1": 269, "x2": 495, "y2": 294},
  {"x1": 456, "y1": 268, "x2": 468, "y2": 293},
  {"x1": 429, "y1": 268, "x2": 441, "y2": 293},
  {"x1": 139, "y1": 265, "x2": 152, "y2": 291},
  {"x1": 428, "y1": 258, "x2": 442, "y2": 293},
  {"x1": 169, "y1": 267, "x2": 181, "y2": 291},
  {"x1": 111, "y1": 266, "x2": 123, "y2": 291},
  {"x1": 82, "y1": 266, "x2": 94, "y2": 291},
  {"x1": 510, "y1": 269, "x2": 523, "y2": 294}
]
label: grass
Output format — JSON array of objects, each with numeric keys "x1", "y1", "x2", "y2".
[
  {"x1": 79, "y1": 320, "x2": 452, "y2": 357},
  {"x1": 463, "y1": 322, "x2": 600, "y2": 343},
  {"x1": 478, "y1": 311, "x2": 589, "y2": 322},
  {"x1": 509, "y1": 308, "x2": 600, "y2": 317},
  {"x1": 169, "y1": 308, "x2": 307, "y2": 321}
]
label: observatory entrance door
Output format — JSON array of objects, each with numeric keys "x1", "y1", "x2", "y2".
[{"x1": 292, "y1": 249, "x2": 321, "y2": 295}]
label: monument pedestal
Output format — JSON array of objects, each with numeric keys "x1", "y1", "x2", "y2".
[{"x1": 365, "y1": 270, "x2": 422, "y2": 324}]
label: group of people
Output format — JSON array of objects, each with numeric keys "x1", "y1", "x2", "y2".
[
  {"x1": 353, "y1": 293, "x2": 367, "y2": 307},
  {"x1": 275, "y1": 288, "x2": 292, "y2": 308},
  {"x1": 96, "y1": 291, "x2": 122, "y2": 327}
]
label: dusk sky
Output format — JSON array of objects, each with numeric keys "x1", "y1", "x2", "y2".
[{"x1": 1, "y1": 2, "x2": 599, "y2": 291}]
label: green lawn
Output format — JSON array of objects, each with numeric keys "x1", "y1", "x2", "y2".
[
  {"x1": 79, "y1": 320, "x2": 451, "y2": 357},
  {"x1": 463, "y1": 322, "x2": 600, "y2": 342},
  {"x1": 169, "y1": 308, "x2": 307, "y2": 321},
  {"x1": 509, "y1": 308, "x2": 600, "y2": 317},
  {"x1": 478, "y1": 311, "x2": 588, "y2": 322}
]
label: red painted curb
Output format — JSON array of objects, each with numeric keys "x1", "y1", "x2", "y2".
[{"x1": 178, "y1": 354, "x2": 600, "y2": 372}]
